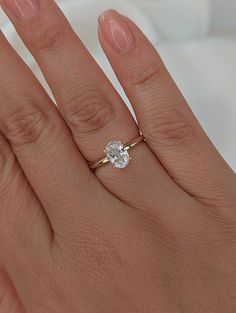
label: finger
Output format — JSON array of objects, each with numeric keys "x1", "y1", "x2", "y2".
[
  {"x1": 0, "y1": 0, "x2": 188, "y2": 211},
  {"x1": 0, "y1": 132, "x2": 54, "y2": 310},
  {"x1": 0, "y1": 132, "x2": 51, "y2": 251},
  {"x1": 0, "y1": 131, "x2": 132, "y2": 313},
  {"x1": 0, "y1": 30, "x2": 104, "y2": 233},
  {"x1": 98, "y1": 10, "x2": 236, "y2": 207}
]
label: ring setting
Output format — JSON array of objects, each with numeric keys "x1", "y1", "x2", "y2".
[
  {"x1": 89, "y1": 135, "x2": 144, "y2": 170},
  {"x1": 105, "y1": 141, "x2": 130, "y2": 169}
]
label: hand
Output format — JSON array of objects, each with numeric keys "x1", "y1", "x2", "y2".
[{"x1": 0, "y1": 2, "x2": 235, "y2": 312}]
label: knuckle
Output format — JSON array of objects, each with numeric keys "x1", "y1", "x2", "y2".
[
  {"x1": 206, "y1": 204, "x2": 236, "y2": 236},
  {"x1": 79, "y1": 232, "x2": 122, "y2": 272},
  {"x1": 29, "y1": 24, "x2": 64, "y2": 54},
  {"x1": 0, "y1": 195, "x2": 44, "y2": 258},
  {"x1": 196, "y1": 191, "x2": 236, "y2": 212},
  {"x1": 65, "y1": 87, "x2": 112, "y2": 135},
  {"x1": 54, "y1": 224, "x2": 123, "y2": 275},
  {"x1": 196, "y1": 218, "x2": 236, "y2": 255},
  {"x1": 144, "y1": 108, "x2": 195, "y2": 147},
  {"x1": 126, "y1": 62, "x2": 162, "y2": 90},
  {"x1": 2, "y1": 104, "x2": 50, "y2": 148}
]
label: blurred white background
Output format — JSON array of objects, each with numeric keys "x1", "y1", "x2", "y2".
[{"x1": 0, "y1": 0, "x2": 235, "y2": 170}]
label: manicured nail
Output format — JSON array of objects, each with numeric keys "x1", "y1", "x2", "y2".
[
  {"x1": 2, "y1": 0, "x2": 39, "y2": 20},
  {"x1": 98, "y1": 10, "x2": 135, "y2": 54}
]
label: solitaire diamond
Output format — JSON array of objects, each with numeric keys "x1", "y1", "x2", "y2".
[{"x1": 105, "y1": 141, "x2": 129, "y2": 169}]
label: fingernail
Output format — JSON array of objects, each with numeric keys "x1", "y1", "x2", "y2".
[
  {"x1": 98, "y1": 10, "x2": 135, "y2": 54},
  {"x1": 2, "y1": 0, "x2": 39, "y2": 20}
]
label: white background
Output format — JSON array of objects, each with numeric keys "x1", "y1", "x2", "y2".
[{"x1": 0, "y1": 0, "x2": 235, "y2": 170}]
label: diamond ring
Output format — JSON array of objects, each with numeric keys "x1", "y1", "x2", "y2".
[{"x1": 89, "y1": 135, "x2": 144, "y2": 170}]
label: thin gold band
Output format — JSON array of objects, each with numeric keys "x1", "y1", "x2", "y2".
[{"x1": 89, "y1": 135, "x2": 144, "y2": 170}]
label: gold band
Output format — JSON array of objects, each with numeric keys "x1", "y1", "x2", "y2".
[{"x1": 89, "y1": 135, "x2": 144, "y2": 170}]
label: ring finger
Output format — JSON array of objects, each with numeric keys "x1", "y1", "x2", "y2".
[
  {"x1": 1, "y1": 0, "x2": 186, "y2": 211},
  {"x1": 98, "y1": 10, "x2": 236, "y2": 208}
]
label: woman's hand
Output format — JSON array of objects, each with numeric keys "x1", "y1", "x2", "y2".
[{"x1": 0, "y1": 1, "x2": 235, "y2": 312}]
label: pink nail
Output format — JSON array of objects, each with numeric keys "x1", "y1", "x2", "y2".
[
  {"x1": 3, "y1": 0, "x2": 39, "y2": 20},
  {"x1": 98, "y1": 10, "x2": 135, "y2": 54}
]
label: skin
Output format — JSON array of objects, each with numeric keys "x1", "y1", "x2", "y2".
[{"x1": 0, "y1": 1, "x2": 235, "y2": 312}]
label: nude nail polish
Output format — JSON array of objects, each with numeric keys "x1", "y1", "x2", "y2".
[
  {"x1": 3, "y1": 0, "x2": 39, "y2": 20},
  {"x1": 98, "y1": 10, "x2": 135, "y2": 54}
]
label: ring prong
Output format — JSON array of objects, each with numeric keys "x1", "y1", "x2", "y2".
[{"x1": 89, "y1": 135, "x2": 144, "y2": 170}]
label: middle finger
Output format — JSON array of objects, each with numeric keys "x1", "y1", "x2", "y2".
[
  {"x1": 1, "y1": 0, "x2": 184, "y2": 210},
  {"x1": 0, "y1": 30, "x2": 101, "y2": 232}
]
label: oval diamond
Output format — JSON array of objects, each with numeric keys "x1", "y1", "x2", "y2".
[{"x1": 105, "y1": 141, "x2": 129, "y2": 169}]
